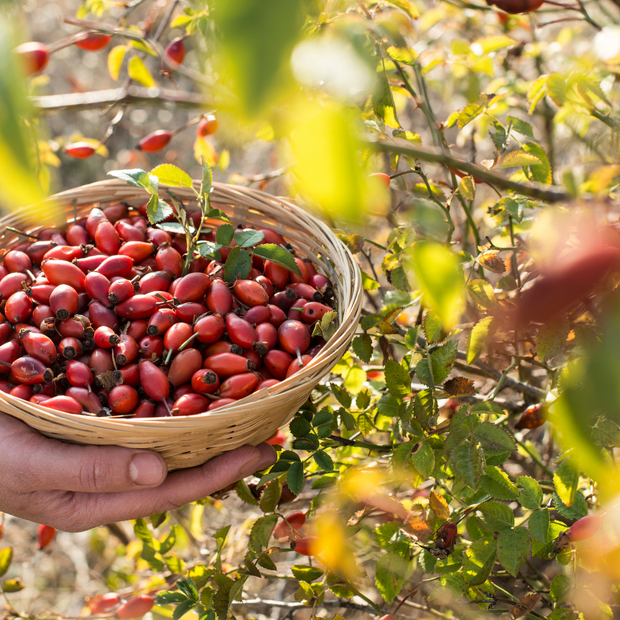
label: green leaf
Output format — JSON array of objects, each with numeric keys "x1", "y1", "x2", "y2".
[
  {"x1": 157, "y1": 222, "x2": 189, "y2": 234},
  {"x1": 357, "y1": 412, "x2": 375, "y2": 435},
  {"x1": 507, "y1": 115, "x2": 535, "y2": 140},
  {"x1": 375, "y1": 553, "x2": 407, "y2": 604},
  {"x1": 496, "y1": 527, "x2": 531, "y2": 577},
  {"x1": 422, "y1": 312, "x2": 445, "y2": 344},
  {"x1": 128, "y1": 56, "x2": 157, "y2": 88},
  {"x1": 390, "y1": 265, "x2": 411, "y2": 292},
  {"x1": 523, "y1": 142, "x2": 552, "y2": 185},
  {"x1": 413, "y1": 389, "x2": 437, "y2": 428},
  {"x1": 108, "y1": 168, "x2": 157, "y2": 193},
  {"x1": 479, "y1": 501, "x2": 515, "y2": 531},
  {"x1": 468, "y1": 280, "x2": 496, "y2": 310},
  {"x1": 385, "y1": 359, "x2": 411, "y2": 398},
  {"x1": 215, "y1": 223, "x2": 235, "y2": 246},
  {"x1": 177, "y1": 577, "x2": 199, "y2": 601},
  {"x1": 416, "y1": 340, "x2": 458, "y2": 386},
  {"x1": 554, "y1": 459, "x2": 579, "y2": 508},
  {"x1": 473, "y1": 422, "x2": 516, "y2": 451},
  {"x1": 289, "y1": 416, "x2": 311, "y2": 437},
  {"x1": 480, "y1": 466, "x2": 519, "y2": 501},
  {"x1": 517, "y1": 476, "x2": 543, "y2": 510},
  {"x1": 386, "y1": 46, "x2": 419, "y2": 66},
  {"x1": 291, "y1": 565, "x2": 323, "y2": 582},
  {"x1": 287, "y1": 461, "x2": 304, "y2": 495},
  {"x1": 361, "y1": 271, "x2": 380, "y2": 290},
  {"x1": 352, "y1": 334, "x2": 373, "y2": 363},
  {"x1": 223, "y1": 247, "x2": 252, "y2": 282},
  {"x1": 467, "y1": 317, "x2": 494, "y2": 365},
  {"x1": 253, "y1": 244, "x2": 301, "y2": 275},
  {"x1": 373, "y1": 63, "x2": 400, "y2": 128},
  {"x1": 412, "y1": 441, "x2": 435, "y2": 478},
  {"x1": 149, "y1": 164, "x2": 193, "y2": 188},
  {"x1": 547, "y1": 73, "x2": 567, "y2": 107},
  {"x1": 550, "y1": 574, "x2": 572, "y2": 604},
  {"x1": 197, "y1": 241, "x2": 222, "y2": 260},
  {"x1": 535, "y1": 318, "x2": 569, "y2": 364},
  {"x1": 314, "y1": 450, "x2": 334, "y2": 472},
  {"x1": 404, "y1": 326, "x2": 420, "y2": 350},
  {"x1": 134, "y1": 518, "x2": 153, "y2": 543},
  {"x1": 457, "y1": 103, "x2": 484, "y2": 129},
  {"x1": 200, "y1": 158, "x2": 213, "y2": 200},
  {"x1": 145, "y1": 195, "x2": 174, "y2": 225},
  {"x1": 236, "y1": 479, "x2": 259, "y2": 506},
  {"x1": 463, "y1": 536, "x2": 496, "y2": 586},
  {"x1": 500, "y1": 150, "x2": 542, "y2": 168},
  {"x1": 529, "y1": 509, "x2": 550, "y2": 544},
  {"x1": 157, "y1": 592, "x2": 188, "y2": 605},
  {"x1": 553, "y1": 491, "x2": 588, "y2": 520},
  {"x1": 406, "y1": 243, "x2": 464, "y2": 331},
  {"x1": 249, "y1": 514, "x2": 278, "y2": 553},
  {"x1": 377, "y1": 394, "x2": 405, "y2": 419},
  {"x1": 234, "y1": 229, "x2": 265, "y2": 248},
  {"x1": 452, "y1": 441, "x2": 485, "y2": 490},
  {"x1": 0, "y1": 548, "x2": 12, "y2": 578},
  {"x1": 260, "y1": 477, "x2": 282, "y2": 512},
  {"x1": 159, "y1": 525, "x2": 178, "y2": 555},
  {"x1": 331, "y1": 384, "x2": 351, "y2": 409},
  {"x1": 173, "y1": 600, "x2": 196, "y2": 620}
]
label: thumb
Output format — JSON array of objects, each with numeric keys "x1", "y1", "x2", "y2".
[{"x1": 23, "y1": 437, "x2": 168, "y2": 494}]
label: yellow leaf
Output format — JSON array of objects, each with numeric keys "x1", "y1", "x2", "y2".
[
  {"x1": 128, "y1": 56, "x2": 156, "y2": 88},
  {"x1": 218, "y1": 149, "x2": 230, "y2": 170},
  {"x1": 429, "y1": 490, "x2": 450, "y2": 520},
  {"x1": 458, "y1": 176, "x2": 476, "y2": 201},
  {"x1": 193, "y1": 135, "x2": 218, "y2": 166},
  {"x1": 107, "y1": 45, "x2": 127, "y2": 81}
]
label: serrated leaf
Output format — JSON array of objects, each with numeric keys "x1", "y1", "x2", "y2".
[
  {"x1": 197, "y1": 241, "x2": 222, "y2": 260},
  {"x1": 377, "y1": 394, "x2": 404, "y2": 419},
  {"x1": 416, "y1": 340, "x2": 458, "y2": 386},
  {"x1": 529, "y1": 509, "x2": 550, "y2": 544},
  {"x1": 234, "y1": 229, "x2": 264, "y2": 247},
  {"x1": 385, "y1": 359, "x2": 411, "y2": 398},
  {"x1": 375, "y1": 553, "x2": 406, "y2": 604},
  {"x1": 553, "y1": 491, "x2": 588, "y2": 520},
  {"x1": 351, "y1": 334, "x2": 373, "y2": 363},
  {"x1": 107, "y1": 45, "x2": 126, "y2": 80},
  {"x1": 547, "y1": 73, "x2": 567, "y2": 107},
  {"x1": 481, "y1": 466, "x2": 519, "y2": 500},
  {"x1": 331, "y1": 384, "x2": 352, "y2": 409},
  {"x1": 236, "y1": 479, "x2": 259, "y2": 505},
  {"x1": 458, "y1": 103, "x2": 483, "y2": 129},
  {"x1": 474, "y1": 422, "x2": 516, "y2": 451},
  {"x1": 373, "y1": 64, "x2": 400, "y2": 128},
  {"x1": 412, "y1": 440, "x2": 435, "y2": 478},
  {"x1": 478, "y1": 251, "x2": 506, "y2": 274},
  {"x1": 390, "y1": 265, "x2": 411, "y2": 291},
  {"x1": 404, "y1": 326, "x2": 420, "y2": 350},
  {"x1": 223, "y1": 246, "x2": 251, "y2": 282},
  {"x1": 0, "y1": 548, "x2": 12, "y2": 578},
  {"x1": 361, "y1": 271, "x2": 380, "y2": 290},
  {"x1": 444, "y1": 376, "x2": 475, "y2": 397},
  {"x1": 150, "y1": 164, "x2": 193, "y2": 188},
  {"x1": 517, "y1": 475, "x2": 543, "y2": 510},
  {"x1": 496, "y1": 527, "x2": 531, "y2": 576},
  {"x1": 108, "y1": 168, "x2": 157, "y2": 192},
  {"x1": 413, "y1": 389, "x2": 437, "y2": 428},
  {"x1": 146, "y1": 195, "x2": 173, "y2": 225},
  {"x1": 452, "y1": 441, "x2": 485, "y2": 490},
  {"x1": 459, "y1": 176, "x2": 476, "y2": 201},
  {"x1": 253, "y1": 244, "x2": 301, "y2": 275},
  {"x1": 216, "y1": 223, "x2": 234, "y2": 246},
  {"x1": 467, "y1": 317, "x2": 493, "y2": 365},
  {"x1": 501, "y1": 150, "x2": 542, "y2": 168},
  {"x1": 527, "y1": 75, "x2": 548, "y2": 115},
  {"x1": 429, "y1": 491, "x2": 450, "y2": 520},
  {"x1": 290, "y1": 416, "x2": 311, "y2": 437},
  {"x1": 287, "y1": 461, "x2": 304, "y2": 495},
  {"x1": 128, "y1": 56, "x2": 156, "y2": 88},
  {"x1": 173, "y1": 600, "x2": 196, "y2": 620},
  {"x1": 386, "y1": 46, "x2": 419, "y2": 66},
  {"x1": 249, "y1": 514, "x2": 278, "y2": 553},
  {"x1": 508, "y1": 115, "x2": 535, "y2": 140},
  {"x1": 259, "y1": 477, "x2": 281, "y2": 512},
  {"x1": 157, "y1": 592, "x2": 188, "y2": 605},
  {"x1": 523, "y1": 142, "x2": 552, "y2": 185},
  {"x1": 291, "y1": 565, "x2": 323, "y2": 582},
  {"x1": 357, "y1": 412, "x2": 375, "y2": 435},
  {"x1": 554, "y1": 459, "x2": 579, "y2": 508},
  {"x1": 314, "y1": 450, "x2": 334, "y2": 472},
  {"x1": 464, "y1": 536, "x2": 496, "y2": 586},
  {"x1": 423, "y1": 311, "x2": 445, "y2": 344},
  {"x1": 479, "y1": 500, "x2": 515, "y2": 531},
  {"x1": 468, "y1": 279, "x2": 496, "y2": 309},
  {"x1": 550, "y1": 574, "x2": 572, "y2": 604}
]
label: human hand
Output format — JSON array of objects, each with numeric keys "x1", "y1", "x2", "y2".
[{"x1": 0, "y1": 412, "x2": 276, "y2": 531}]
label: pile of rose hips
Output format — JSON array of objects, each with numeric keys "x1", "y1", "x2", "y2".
[{"x1": 0, "y1": 202, "x2": 335, "y2": 417}]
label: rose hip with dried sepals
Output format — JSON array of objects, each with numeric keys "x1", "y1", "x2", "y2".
[
  {"x1": 197, "y1": 114, "x2": 218, "y2": 136},
  {"x1": 137, "y1": 130, "x2": 173, "y2": 152},
  {"x1": 75, "y1": 31, "x2": 112, "y2": 51},
  {"x1": 65, "y1": 143, "x2": 97, "y2": 159}
]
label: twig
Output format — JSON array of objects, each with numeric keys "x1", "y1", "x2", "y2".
[
  {"x1": 372, "y1": 139, "x2": 569, "y2": 203},
  {"x1": 31, "y1": 86, "x2": 212, "y2": 113},
  {"x1": 231, "y1": 597, "x2": 374, "y2": 612}
]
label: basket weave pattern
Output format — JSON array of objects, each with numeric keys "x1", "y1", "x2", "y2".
[{"x1": 0, "y1": 180, "x2": 362, "y2": 470}]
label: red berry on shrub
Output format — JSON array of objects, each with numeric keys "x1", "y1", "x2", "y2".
[
  {"x1": 369, "y1": 172, "x2": 391, "y2": 189},
  {"x1": 566, "y1": 515, "x2": 603, "y2": 542},
  {"x1": 137, "y1": 130, "x2": 173, "y2": 152},
  {"x1": 197, "y1": 114, "x2": 218, "y2": 136},
  {"x1": 37, "y1": 524, "x2": 56, "y2": 549},
  {"x1": 164, "y1": 37, "x2": 186, "y2": 69},
  {"x1": 65, "y1": 142, "x2": 97, "y2": 159},
  {"x1": 75, "y1": 31, "x2": 112, "y2": 51},
  {"x1": 15, "y1": 42, "x2": 49, "y2": 76}
]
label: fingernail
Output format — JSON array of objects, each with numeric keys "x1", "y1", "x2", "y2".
[
  {"x1": 130, "y1": 453, "x2": 166, "y2": 485},
  {"x1": 236, "y1": 449, "x2": 264, "y2": 479}
]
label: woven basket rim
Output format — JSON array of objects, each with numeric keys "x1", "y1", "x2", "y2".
[{"x1": 0, "y1": 179, "x2": 362, "y2": 427}]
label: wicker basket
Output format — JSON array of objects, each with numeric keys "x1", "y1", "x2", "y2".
[{"x1": 0, "y1": 179, "x2": 362, "y2": 470}]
